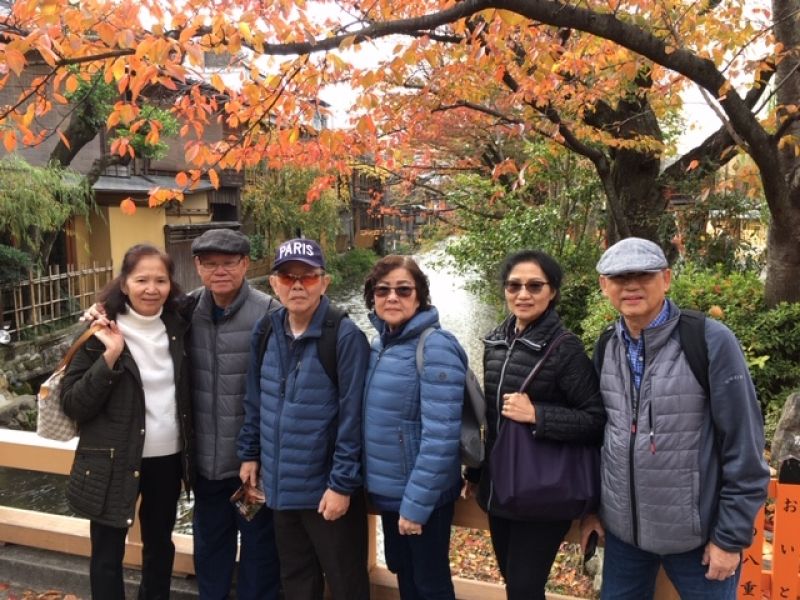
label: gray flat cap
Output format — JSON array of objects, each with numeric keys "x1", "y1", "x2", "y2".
[
  {"x1": 191, "y1": 228, "x2": 250, "y2": 256},
  {"x1": 596, "y1": 237, "x2": 668, "y2": 276}
]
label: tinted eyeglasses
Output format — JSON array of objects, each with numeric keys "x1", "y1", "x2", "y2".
[
  {"x1": 504, "y1": 280, "x2": 550, "y2": 295},
  {"x1": 374, "y1": 285, "x2": 416, "y2": 298},
  {"x1": 275, "y1": 272, "x2": 323, "y2": 287}
]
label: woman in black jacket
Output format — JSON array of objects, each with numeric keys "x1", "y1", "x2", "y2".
[
  {"x1": 467, "y1": 249, "x2": 605, "y2": 600},
  {"x1": 61, "y1": 244, "x2": 193, "y2": 600}
]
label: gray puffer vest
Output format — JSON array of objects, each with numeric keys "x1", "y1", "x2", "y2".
[
  {"x1": 190, "y1": 281, "x2": 278, "y2": 480},
  {"x1": 599, "y1": 313, "x2": 708, "y2": 554}
]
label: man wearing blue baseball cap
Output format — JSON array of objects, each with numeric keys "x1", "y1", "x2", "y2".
[
  {"x1": 238, "y1": 238, "x2": 370, "y2": 600},
  {"x1": 582, "y1": 237, "x2": 768, "y2": 599}
]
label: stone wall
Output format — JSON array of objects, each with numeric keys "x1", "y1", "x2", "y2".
[{"x1": 0, "y1": 324, "x2": 83, "y2": 430}]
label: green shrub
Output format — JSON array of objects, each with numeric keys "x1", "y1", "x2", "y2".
[
  {"x1": 0, "y1": 244, "x2": 32, "y2": 282},
  {"x1": 579, "y1": 263, "x2": 800, "y2": 433},
  {"x1": 327, "y1": 248, "x2": 379, "y2": 290}
]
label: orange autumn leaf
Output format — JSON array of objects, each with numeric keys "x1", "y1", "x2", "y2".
[{"x1": 120, "y1": 198, "x2": 137, "y2": 215}]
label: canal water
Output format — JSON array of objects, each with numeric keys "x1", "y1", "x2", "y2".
[{"x1": 0, "y1": 245, "x2": 498, "y2": 532}]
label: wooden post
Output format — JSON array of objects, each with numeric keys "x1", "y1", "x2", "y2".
[{"x1": 769, "y1": 481, "x2": 800, "y2": 599}]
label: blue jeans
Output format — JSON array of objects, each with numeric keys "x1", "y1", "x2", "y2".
[
  {"x1": 382, "y1": 501, "x2": 456, "y2": 600},
  {"x1": 192, "y1": 475, "x2": 280, "y2": 600},
  {"x1": 601, "y1": 531, "x2": 740, "y2": 600}
]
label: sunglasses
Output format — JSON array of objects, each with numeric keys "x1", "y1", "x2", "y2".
[
  {"x1": 374, "y1": 285, "x2": 416, "y2": 298},
  {"x1": 504, "y1": 280, "x2": 550, "y2": 295},
  {"x1": 275, "y1": 272, "x2": 323, "y2": 287}
]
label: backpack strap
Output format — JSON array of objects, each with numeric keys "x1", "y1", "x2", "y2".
[
  {"x1": 415, "y1": 327, "x2": 436, "y2": 376},
  {"x1": 593, "y1": 312, "x2": 709, "y2": 398},
  {"x1": 594, "y1": 324, "x2": 615, "y2": 372},
  {"x1": 254, "y1": 303, "x2": 347, "y2": 386},
  {"x1": 677, "y1": 309, "x2": 709, "y2": 398},
  {"x1": 318, "y1": 304, "x2": 348, "y2": 386}
]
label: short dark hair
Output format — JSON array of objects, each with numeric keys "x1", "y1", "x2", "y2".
[
  {"x1": 98, "y1": 244, "x2": 183, "y2": 319},
  {"x1": 363, "y1": 255, "x2": 431, "y2": 311},
  {"x1": 499, "y1": 249, "x2": 563, "y2": 306}
]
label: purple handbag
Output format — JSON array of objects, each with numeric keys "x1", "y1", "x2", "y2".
[{"x1": 489, "y1": 333, "x2": 600, "y2": 520}]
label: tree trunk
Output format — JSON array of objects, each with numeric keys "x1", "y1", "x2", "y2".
[{"x1": 766, "y1": 0, "x2": 800, "y2": 307}]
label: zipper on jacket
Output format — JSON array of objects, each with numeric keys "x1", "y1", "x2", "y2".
[
  {"x1": 211, "y1": 322, "x2": 220, "y2": 477},
  {"x1": 362, "y1": 347, "x2": 387, "y2": 485},
  {"x1": 487, "y1": 339, "x2": 514, "y2": 512},
  {"x1": 628, "y1": 336, "x2": 646, "y2": 548}
]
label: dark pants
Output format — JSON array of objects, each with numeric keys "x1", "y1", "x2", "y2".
[
  {"x1": 488, "y1": 514, "x2": 571, "y2": 600},
  {"x1": 382, "y1": 502, "x2": 456, "y2": 600},
  {"x1": 601, "y1": 531, "x2": 740, "y2": 599},
  {"x1": 272, "y1": 490, "x2": 370, "y2": 600},
  {"x1": 192, "y1": 474, "x2": 280, "y2": 600},
  {"x1": 89, "y1": 453, "x2": 182, "y2": 600}
]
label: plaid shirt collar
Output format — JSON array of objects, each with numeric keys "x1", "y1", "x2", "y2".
[{"x1": 619, "y1": 300, "x2": 670, "y2": 390}]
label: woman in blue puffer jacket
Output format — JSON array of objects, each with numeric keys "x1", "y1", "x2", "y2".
[{"x1": 362, "y1": 255, "x2": 467, "y2": 600}]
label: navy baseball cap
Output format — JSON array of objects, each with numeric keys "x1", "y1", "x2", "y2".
[{"x1": 272, "y1": 238, "x2": 326, "y2": 271}]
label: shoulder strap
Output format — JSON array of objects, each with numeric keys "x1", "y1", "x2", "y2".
[
  {"x1": 415, "y1": 327, "x2": 437, "y2": 376},
  {"x1": 318, "y1": 303, "x2": 348, "y2": 386},
  {"x1": 256, "y1": 304, "x2": 347, "y2": 386},
  {"x1": 594, "y1": 324, "x2": 615, "y2": 372},
  {"x1": 678, "y1": 309, "x2": 710, "y2": 398},
  {"x1": 518, "y1": 331, "x2": 571, "y2": 392},
  {"x1": 255, "y1": 312, "x2": 274, "y2": 369},
  {"x1": 59, "y1": 324, "x2": 103, "y2": 370}
]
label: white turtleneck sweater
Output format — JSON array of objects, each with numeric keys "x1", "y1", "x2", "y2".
[{"x1": 116, "y1": 306, "x2": 180, "y2": 458}]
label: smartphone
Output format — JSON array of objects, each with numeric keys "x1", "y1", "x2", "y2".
[{"x1": 583, "y1": 530, "x2": 599, "y2": 564}]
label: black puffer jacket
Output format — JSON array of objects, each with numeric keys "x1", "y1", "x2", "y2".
[
  {"x1": 61, "y1": 310, "x2": 193, "y2": 528},
  {"x1": 474, "y1": 307, "x2": 605, "y2": 519}
]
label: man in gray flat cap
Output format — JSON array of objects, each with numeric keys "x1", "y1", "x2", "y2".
[
  {"x1": 582, "y1": 237, "x2": 768, "y2": 600},
  {"x1": 189, "y1": 228, "x2": 281, "y2": 599}
]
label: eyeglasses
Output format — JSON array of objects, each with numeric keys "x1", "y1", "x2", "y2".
[
  {"x1": 504, "y1": 280, "x2": 550, "y2": 295},
  {"x1": 374, "y1": 285, "x2": 416, "y2": 298},
  {"x1": 275, "y1": 272, "x2": 323, "y2": 287},
  {"x1": 198, "y1": 257, "x2": 243, "y2": 272}
]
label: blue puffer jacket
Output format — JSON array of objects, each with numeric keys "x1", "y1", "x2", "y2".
[
  {"x1": 363, "y1": 307, "x2": 467, "y2": 525},
  {"x1": 237, "y1": 296, "x2": 370, "y2": 510}
]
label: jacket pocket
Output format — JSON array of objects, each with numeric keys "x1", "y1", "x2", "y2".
[
  {"x1": 66, "y1": 447, "x2": 114, "y2": 518},
  {"x1": 399, "y1": 421, "x2": 421, "y2": 477}
]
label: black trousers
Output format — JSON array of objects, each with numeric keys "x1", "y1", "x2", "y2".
[
  {"x1": 89, "y1": 453, "x2": 182, "y2": 600},
  {"x1": 272, "y1": 490, "x2": 370, "y2": 600},
  {"x1": 488, "y1": 514, "x2": 571, "y2": 600}
]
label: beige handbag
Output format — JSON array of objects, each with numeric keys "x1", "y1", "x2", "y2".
[{"x1": 36, "y1": 324, "x2": 102, "y2": 441}]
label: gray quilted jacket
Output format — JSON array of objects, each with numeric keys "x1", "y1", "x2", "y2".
[
  {"x1": 596, "y1": 301, "x2": 769, "y2": 554},
  {"x1": 190, "y1": 281, "x2": 278, "y2": 480}
]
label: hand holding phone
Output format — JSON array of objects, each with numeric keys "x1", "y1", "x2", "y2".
[{"x1": 583, "y1": 530, "x2": 599, "y2": 564}]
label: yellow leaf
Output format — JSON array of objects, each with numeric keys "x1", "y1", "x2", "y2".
[
  {"x1": 664, "y1": 45, "x2": 675, "y2": 55},
  {"x1": 238, "y1": 21, "x2": 251, "y2": 40},
  {"x1": 57, "y1": 129, "x2": 71, "y2": 149},
  {"x1": 3, "y1": 130, "x2": 17, "y2": 153},
  {"x1": 208, "y1": 168, "x2": 220, "y2": 189},
  {"x1": 111, "y1": 58, "x2": 127, "y2": 81},
  {"x1": 5, "y1": 49, "x2": 26, "y2": 76},
  {"x1": 120, "y1": 198, "x2": 137, "y2": 215},
  {"x1": 210, "y1": 74, "x2": 226, "y2": 93},
  {"x1": 339, "y1": 35, "x2": 355, "y2": 51},
  {"x1": 288, "y1": 127, "x2": 299, "y2": 144},
  {"x1": 65, "y1": 75, "x2": 79, "y2": 93},
  {"x1": 497, "y1": 9, "x2": 525, "y2": 25}
]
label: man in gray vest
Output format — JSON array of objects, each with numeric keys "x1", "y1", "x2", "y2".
[
  {"x1": 189, "y1": 228, "x2": 280, "y2": 600},
  {"x1": 584, "y1": 237, "x2": 769, "y2": 599}
]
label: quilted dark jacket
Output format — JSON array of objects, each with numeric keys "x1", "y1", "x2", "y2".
[
  {"x1": 475, "y1": 307, "x2": 605, "y2": 518},
  {"x1": 61, "y1": 310, "x2": 193, "y2": 528}
]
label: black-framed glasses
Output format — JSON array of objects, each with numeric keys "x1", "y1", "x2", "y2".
[
  {"x1": 374, "y1": 285, "x2": 416, "y2": 298},
  {"x1": 504, "y1": 280, "x2": 550, "y2": 295},
  {"x1": 198, "y1": 256, "x2": 243, "y2": 272},
  {"x1": 275, "y1": 272, "x2": 323, "y2": 287}
]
